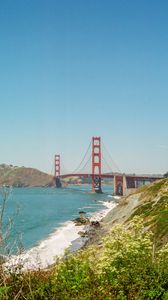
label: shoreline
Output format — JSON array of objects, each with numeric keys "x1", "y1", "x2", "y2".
[{"x1": 5, "y1": 198, "x2": 118, "y2": 271}]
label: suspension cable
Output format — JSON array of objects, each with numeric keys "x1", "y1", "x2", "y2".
[
  {"x1": 102, "y1": 155, "x2": 114, "y2": 173},
  {"x1": 61, "y1": 161, "x2": 68, "y2": 175},
  {"x1": 71, "y1": 140, "x2": 92, "y2": 174},
  {"x1": 50, "y1": 164, "x2": 54, "y2": 176},
  {"x1": 77, "y1": 154, "x2": 92, "y2": 173},
  {"x1": 102, "y1": 141, "x2": 121, "y2": 172}
]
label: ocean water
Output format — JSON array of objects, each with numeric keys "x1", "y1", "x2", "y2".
[{"x1": 0, "y1": 185, "x2": 116, "y2": 269}]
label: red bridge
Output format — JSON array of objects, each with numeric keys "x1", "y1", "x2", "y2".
[{"x1": 53, "y1": 137, "x2": 163, "y2": 196}]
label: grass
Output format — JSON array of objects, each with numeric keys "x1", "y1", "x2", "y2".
[{"x1": 130, "y1": 179, "x2": 168, "y2": 247}]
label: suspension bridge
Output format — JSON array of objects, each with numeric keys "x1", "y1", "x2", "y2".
[{"x1": 53, "y1": 137, "x2": 163, "y2": 196}]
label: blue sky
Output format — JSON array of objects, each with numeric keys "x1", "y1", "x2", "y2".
[{"x1": 0, "y1": 0, "x2": 168, "y2": 174}]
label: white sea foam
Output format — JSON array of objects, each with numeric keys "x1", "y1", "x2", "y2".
[
  {"x1": 113, "y1": 195, "x2": 121, "y2": 200},
  {"x1": 5, "y1": 199, "x2": 117, "y2": 271},
  {"x1": 90, "y1": 200, "x2": 117, "y2": 222},
  {"x1": 5, "y1": 221, "x2": 86, "y2": 271}
]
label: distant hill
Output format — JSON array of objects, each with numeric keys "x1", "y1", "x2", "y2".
[{"x1": 0, "y1": 164, "x2": 54, "y2": 187}]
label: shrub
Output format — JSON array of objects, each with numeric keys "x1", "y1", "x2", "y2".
[
  {"x1": 98, "y1": 217, "x2": 168, "y2": 299},
  {"x1": 1, "y1": 217, "x2": 168, "y2": 299},
  {"x1": 51, "y1": 250, "x2": 99, "y2": 300}
]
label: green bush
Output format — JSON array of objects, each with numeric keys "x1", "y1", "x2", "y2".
[
  {"x1": 1, "y1": 217, "x2": 168, "y2": 299},
  {"x1": 97, "y1": 217, "x2": 168, "y2": 299},
  {"x1": 51, "y1": 250, "x2": 99, "y2": 300}
]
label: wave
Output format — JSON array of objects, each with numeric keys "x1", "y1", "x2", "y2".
[
  {"x1": 5, "y1": 221, "x2": 86, "y2": 271},
  {"x1": 5, "y1": 200, "x2": 117, "y2": 271},
  {"x1": 89, "y1": 201, "x2": 117, "y2": 221}
]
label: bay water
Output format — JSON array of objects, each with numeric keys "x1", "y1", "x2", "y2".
[{"x1": 0, "y1": 185, "x2": 115, "y2": 269}]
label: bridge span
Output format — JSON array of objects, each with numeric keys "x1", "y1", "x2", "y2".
[
  {"x1": 60, "y1": 173, "x2": 163, "y2": 196},
  {"x1": 53, "y1": 137, "x2": 163, "y2": 196}
]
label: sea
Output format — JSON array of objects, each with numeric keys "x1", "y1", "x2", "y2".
[{"x1": 0, "y1": 185, "x2": 116, "y2": 270}]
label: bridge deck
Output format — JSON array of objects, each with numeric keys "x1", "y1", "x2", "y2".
[{"x1": 60, "y1": 173, "x2": 163, "y2": 180}]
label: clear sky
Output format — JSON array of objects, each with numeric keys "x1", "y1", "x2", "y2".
[{"x1": 0, "y1": 0, "x2": 168, "y2": 175}]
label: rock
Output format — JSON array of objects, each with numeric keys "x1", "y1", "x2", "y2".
[
  {"x1": 91, "y1": 221, "x2": 100, "y2": 227},
  {"x1": 72, "y1": 211, "x2": 90, "y2": 226},
  {"x1": 78, "y1": 231, "x2": 88, "y2": 237},
  {"x1": 73, "y1": 217, "x2": 90, "y2": 225}
]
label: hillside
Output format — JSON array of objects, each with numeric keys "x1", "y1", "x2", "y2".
[
  {"x1": 0, "y1": 164, "x2": 54, "y2": 187},
  {"x1": 91, "y1": 178, "x2": 168, "y2": 249},
  {"x1": 1, "y1": 178, "x2": 168, "y2": 299}
]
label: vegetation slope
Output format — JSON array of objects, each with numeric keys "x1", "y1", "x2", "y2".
[
  {"x1": 0, "y1": 179, "x2": 168, "y2": 299},
  {"x1": 100, "y1": 178, "x2": 168, "y2": 248}
]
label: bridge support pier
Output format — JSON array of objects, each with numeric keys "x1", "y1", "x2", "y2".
[
  {"x1": 123, "y1": 175, "x2": 127, "y2": 196},
  {"x1": 54, "y1": 155, "x2": 62, "y2": 188},
  {"x1": 55, "y1": 177, "x2": 62, "y2": 188},
  {"x1": 113, "y1": 174, "x2": 127, "y2": 196}
]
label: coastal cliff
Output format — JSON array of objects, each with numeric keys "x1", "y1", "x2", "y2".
[{"x1": 87, "y1": 178, "x2": 168, "y2": 249}]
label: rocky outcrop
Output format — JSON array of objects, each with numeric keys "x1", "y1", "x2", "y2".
[{"x1": 73, "y1": 211, "x2": 90, "y2": 225}]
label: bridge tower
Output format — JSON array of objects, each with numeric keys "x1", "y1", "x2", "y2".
[
  {"x1": 92, "y1": 137, "x2": 102, "y2": 193},
  {"x1": 54, "y1": 154, "x2": 62, "y2": 188}
]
